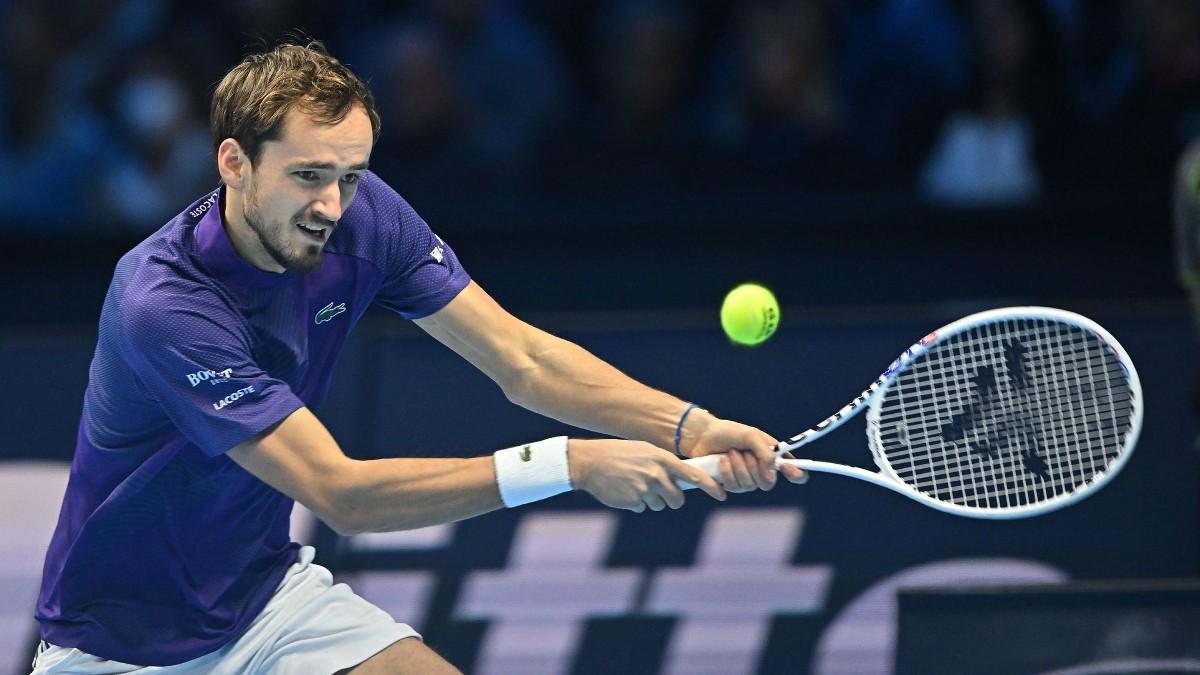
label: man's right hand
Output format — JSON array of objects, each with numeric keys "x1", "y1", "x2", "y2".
[{"x1": 567, "y1": 438, "x2": 727, "y2": 513}]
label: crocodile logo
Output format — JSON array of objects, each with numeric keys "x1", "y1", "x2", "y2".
[{"x1": 315, "y1": 302, "x2": 347, "y2": 325}]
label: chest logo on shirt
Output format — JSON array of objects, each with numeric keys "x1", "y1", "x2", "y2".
[{"x1": 315, "y1": 301, "x2": 348, "y2": 325}]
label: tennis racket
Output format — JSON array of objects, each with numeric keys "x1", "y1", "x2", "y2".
[{"x1": 681, "y1": 307, "x2": 1142, "y2": 519}]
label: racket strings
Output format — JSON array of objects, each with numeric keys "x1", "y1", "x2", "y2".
[
  {"x1": 873, "y1": 318, "x2": 1136, "y2": 510},
  {"x1": 967, "y1": 321, "x2": 1124, "y2": 505},
  {"x1": 934, "y1": 322, "x2": 1123, "y2": 507}
]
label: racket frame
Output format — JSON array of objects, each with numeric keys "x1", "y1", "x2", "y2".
[{"x1": 692, "y1": 307, "x2": 1143, "y2": 519}]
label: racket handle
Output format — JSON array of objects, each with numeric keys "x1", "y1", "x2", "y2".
[
  {"x1": 679, "y1": 455, "x2": 815, "y2": 490},
  {"x1": 677, "y1": 454, "x2": 724, "y2": 490}
]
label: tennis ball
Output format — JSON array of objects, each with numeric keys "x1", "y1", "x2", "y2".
[{"x1": 720, "y1": 283, "x2": 779, "y2": 346}]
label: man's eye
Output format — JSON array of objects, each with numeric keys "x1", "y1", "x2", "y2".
[
  {"x1": 341, "y1": 174, "x2": 360, "y2": 185},
  {"x1": 295, "y1": 171, "x2": 318, "y2": 181}
]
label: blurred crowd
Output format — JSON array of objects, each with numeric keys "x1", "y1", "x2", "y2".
[{"x1": 2, "y1": 0, "x2": 1199, "y2": 234}]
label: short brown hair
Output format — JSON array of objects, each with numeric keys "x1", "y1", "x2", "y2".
[{"x1": 210, "y1": 39, "x2": 381, "y2": 164}]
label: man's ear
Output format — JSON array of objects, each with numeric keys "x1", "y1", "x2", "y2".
[{"x1": 217, "y1": 139, "x2": 249, "y2": 189}]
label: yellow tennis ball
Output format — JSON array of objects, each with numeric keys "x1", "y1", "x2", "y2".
[{"x1": 720, "y1": 283, "x2": 779, "y2": 346}]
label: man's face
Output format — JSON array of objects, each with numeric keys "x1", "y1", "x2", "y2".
[{"x1": 241, "y1": 105, "x2": 373, "y2": 273}]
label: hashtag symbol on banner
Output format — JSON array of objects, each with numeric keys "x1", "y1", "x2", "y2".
[{"x1": 454, "y1": 509, "x2": 832, "y2": 675}]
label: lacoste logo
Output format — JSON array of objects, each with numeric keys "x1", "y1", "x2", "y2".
[
  {"x1": 315, "y1": 302, "x2": 347, "y2": 325},
  {"x1": 430, "y1": 245, "x2": 445, "y2": 264},
  {"x1": 213, "y1": 385, "x2": 255, "y2": 411},
  {"x1": 520, "y1": 445, "x2": 532, "y2": 462},
  {"x1": 188, "y1": 191, "x2": 219, "y2": 219}
]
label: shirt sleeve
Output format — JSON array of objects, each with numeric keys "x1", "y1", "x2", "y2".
[
  {"x1": 354, "y1": 173, "x2": 471, "y2": 318},
  {"x1": 117, "y1": 286, "x2": 305, "y2": 457}
]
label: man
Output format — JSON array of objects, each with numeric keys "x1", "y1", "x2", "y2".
[{"x1": 33, "y1": 40, "x2": 805, "y2": 674}]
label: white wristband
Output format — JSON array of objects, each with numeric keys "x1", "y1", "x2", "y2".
[{"x1": 492, "y1": 436, "x2": 573, "y2": 507}]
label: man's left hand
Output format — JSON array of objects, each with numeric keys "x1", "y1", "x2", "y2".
[{"x1": 683, "y1": 415, "x2": 808, "y2": 492}]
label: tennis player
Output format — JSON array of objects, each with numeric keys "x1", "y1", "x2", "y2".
[{"x1": 32, "y1": 40, "x2": 805, "y2": 674}]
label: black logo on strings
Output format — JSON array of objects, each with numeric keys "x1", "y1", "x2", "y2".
[{"x1": 939, "y1": 338, "x2": 1050, "y2": 480}]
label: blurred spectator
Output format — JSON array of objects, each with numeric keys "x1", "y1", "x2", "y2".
[
  {"x1": 216, "y1": 0, "x2": 311, "y2": 42},
  {"x1": 362, "y1": 0, "x2": 566, "y2": 200},
  {"x1": 0, "y1": 0, "x2": 1195, "y2": 234},
  {"x1": 835, "y1": 0, "x2": 971, "y2": 185},
  {"x1": 542, "y1": 0, "x2": 706, "y2": 191},
  {"x1": 519, "y1": 0, "x2": 610, "y2": 91},
  {"x1": 367, "y1": 21, "x2": 477, "y2": 199},
  {"x1": 880, "y1": 0, "x2": 973, "y2": 96},
  {"x1": 94, "y1": 50, "x2": 214, "y2": 232},
  {"x1": 0, "y1": 1, "x2": 108, "y2": 232},
  {"x1": 1106, "y1": 0, "x2": 1200, "y2": 182},
  {"x1": 427, "y1": 0, "x2": 566, "y2": 167},
  {"x1": 920, "y1": 0, "x2": 1075, "y2": 206},
  {"x1": 708, "y1": 0, "x2": 862, "y2": 188},
  {"x1": 0, "y1": 0, "x2": 180, "y2": 233}
]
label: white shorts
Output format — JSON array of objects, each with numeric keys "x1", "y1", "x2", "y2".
[{"x1": 31, "y1": 546, "x2": 420, "y2": 674}]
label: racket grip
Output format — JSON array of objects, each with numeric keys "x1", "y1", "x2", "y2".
[{"x1": 677, "y1": 454, "x2": 723, "y2": 490}]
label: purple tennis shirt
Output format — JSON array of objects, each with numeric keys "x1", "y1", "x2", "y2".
[{"x1": 35, "y1": 172, "x2": 470, "y2": 665}]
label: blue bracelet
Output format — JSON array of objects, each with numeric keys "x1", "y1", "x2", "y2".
[{"x1": 673, "y1": 403, "x2": 703, "y2": 455}]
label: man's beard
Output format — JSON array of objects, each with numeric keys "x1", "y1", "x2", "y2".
[{"x1": 243, "y1": 181, "x2": 325, "y2": 274}]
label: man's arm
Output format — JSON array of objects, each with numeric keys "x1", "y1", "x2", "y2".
[
  {"x1": 227, "y1": 407, "x2": 728, "y2": 534},
  {"x1": 413, "y1": 282, "x2": 805, "y2": 488},
  {"x1": 227, "y1": 407, "x2": 498, "y2": 534}
]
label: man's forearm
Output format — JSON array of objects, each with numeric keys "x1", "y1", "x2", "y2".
[
  {"x1": 500, "y1": 332, "x2": 709, "y2": 453},
  {"x1": 229, "y1": 409, "x2": 510, "y2": 535},
  {"x1": 338, "y1": 455, "x2": 503, "y2": 533},
  {"x1": 410, "y1": 283, "x2": 716, "y2": 456}
]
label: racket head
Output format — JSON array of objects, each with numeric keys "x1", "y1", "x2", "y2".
[{"x1": 863, "y1": 307, "x2": 1142, "y2": 519}]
